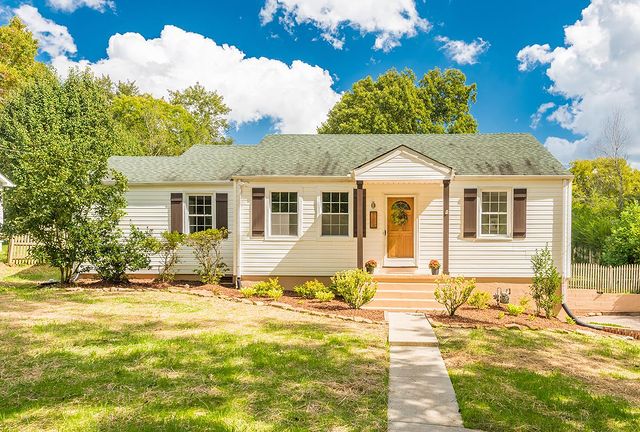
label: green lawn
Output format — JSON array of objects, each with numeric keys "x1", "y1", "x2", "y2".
[
  {"x1": 0, "y1": 265, "x2": 388, "y2": 431},
  {"x1": 437, "y1": 327, "x2": 640, "y2": 432}
]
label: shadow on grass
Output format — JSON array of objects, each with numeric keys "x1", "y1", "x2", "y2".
[
  {"x1": 0, "y1": 314, "x2": 387, "y2": 431},
  {"x1": 450, "y1": 363, "x2": 640, "y2": 432}
]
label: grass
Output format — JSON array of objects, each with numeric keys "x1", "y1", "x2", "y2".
[
  {"x1": 437, "y1": 327, "x2": 640, "y2": 432},
  {"x1": 590, "y1": 322, "x2": 629, "y2": 329},
  {"x1": 0, "y1": 265, "x2": 388, "y2": 431}
]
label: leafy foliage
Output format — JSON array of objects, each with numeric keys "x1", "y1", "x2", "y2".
[
  {"x1": 318, "y1": 68, "x2": 477, "y2": 134},
  {"x1": 89, "y1": 226, "x2": 157, "y2": 284},
  {"x1": 293, "y1": 280, "x2": 330, "y2": 299},
  {"x1": 330, "y1": 269, "x2": 377, "y2": 309},
  {"x1": 529, "y1": 246, "x2": 561, "y2": 318},
  {"x1": 240, "y1": 286, "x2": 257, "y2": 298},
  {"x1": 0, "y1": 17, "x2": 52, "y2": 103},
  {"x1": 252, "y1": 278, "x2": 284, "y2": 300},
  {"x1": 468, "y1": 291, "x2": 491, "y2": 310},
  {"x1": 434, "y1": 276, "x2": 475, "y2": 316},
  {"x1": 505, "y1": 303, "x2": 525, "y2": 316},
  {"x1": 185, "y1": 228, "x2": 228, "y2": 284},
  {"x1": 601, "y1": 203, "x2": 640, "y2": 265},
  {"x1": 0, "y1": 70, "x2": 128, "y2": 283},
  {"x1": 154, "y1": 231, "x2": 186, "y2": 282},
  {"x1": 314, "y1": 290, "x2": 335, "y2": 302}
]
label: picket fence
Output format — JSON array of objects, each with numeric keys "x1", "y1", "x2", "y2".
[
  {"x1": 570, "y1": 263, "x2": 640, "y2": 294},
  {"x1": 7, "y1": 235, "x2": 38, "y2": 266}
]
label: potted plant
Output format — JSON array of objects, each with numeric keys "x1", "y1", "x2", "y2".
[
  {"x1": 365, "y1": 259, "x2": 377, "y2": 274},
  {"x1": 429, "y1": 259, "x2": 440, "y2": 275}
]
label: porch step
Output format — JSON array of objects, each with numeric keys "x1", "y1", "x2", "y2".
[
  {"x1": 375, "y1": 282, "x2": 437, "y2": 292},
  {"x1": 363, "y1": 298, "x2": 443, "y2": 311},
  {"x1": 374, "y1": 274, "x2": 441, "y2": 283},
  {"x1": 375, "y1": 290, "x2": 437, "y2": 300}
]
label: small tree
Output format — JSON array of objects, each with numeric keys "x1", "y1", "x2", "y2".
[
  {"x1": 530, "y1": 246, "x2": 562, "y2": 318},
  {"x1": 434, "y1": 276, "x2": 475, "y2": 316},
  {"x1": 331, "y1": 268, "x2": 377, "y2": 309},
  {"x1": 155, "y1": 231, "x2": 186, "y2": 282},
  {"x1": 185, "y1": 228, "x2": 228, "y2": 284},
  {"x1": 88, "y1": 226, "x2": 157, "y2": 284},
  {"x1": 601, "y1": 203, "x2": 640, "y2": 265}
]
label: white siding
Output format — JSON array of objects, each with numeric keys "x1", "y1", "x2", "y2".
[
  {"x1": 239, "y1": 182, "x2": 356, "y2": 276},
  {"x1": 356, "y1": 150, "x2": 450, "y2": 181},
  {"x1": 120, "y1": 184, "x2": 234, "y2": 275},
  {"x1": 448, "y1": 179, "x2": 565, "y2": 277}
]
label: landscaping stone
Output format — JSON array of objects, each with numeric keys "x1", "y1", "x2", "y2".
[{"x1": 506, "y1": 323, "x2": 523, "y2": 330}]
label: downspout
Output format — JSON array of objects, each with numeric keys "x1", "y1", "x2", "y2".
[
  {"x1": 559, "y1": 178, "x2": 603, "y2": 331},
  {"x1": 233, "y1": 179, "x2": 243, "y2": 289}
]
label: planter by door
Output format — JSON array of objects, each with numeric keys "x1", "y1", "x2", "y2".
[{"x1": 387, "y1": 197, "x2": 414, "y2": 259}]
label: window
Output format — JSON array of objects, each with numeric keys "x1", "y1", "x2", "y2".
[
  {"x1": 321, "y1": 192, "x2": 349, "y2": 236},
  {"x1": 188, "y1": 195, "x2": 213, "y2": 233},
  {"x1": 271, "y1": 192, "x2": 298, "y2": 236},
  {"x1": 480, "y1": 191, "x2": 508, "y2": 235}
]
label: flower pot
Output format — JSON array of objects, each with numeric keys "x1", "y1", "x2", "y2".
[
  {"x1": 366, "y1": 267, "x2": 375, "y2": 274},
  {"x1": 431, "y1": 268, "x2": 439, "y2": 275}
]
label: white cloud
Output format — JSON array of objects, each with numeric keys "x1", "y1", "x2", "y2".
[
  {"x1": 544, "y1": 137, "x2": 587, "y2": 166},
  {"x1": 435, "y1": 35, "x2": 490, "y2": 65},
  {"x1": 14, "y1": 5, "x2": 77, "y2": 57},
  {"x1": 518, "y1": 0, "x2": 640, "y2": 164},
  {"x1": 52, "y1": 25, "x2": 341, "y2": 133},
  {"x1": 529, "y1": 102, "x2": 555, "y2": 129},
  {"x1": 259, "y1": 0, "x2": 430, "y2": 52},
  {"x1": 46, "y1": 0, "x2": 114, "y2": 13}
]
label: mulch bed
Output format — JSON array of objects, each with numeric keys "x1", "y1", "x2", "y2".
[
  {"x1": 69, "y1": 278, "x2": 386, "y2": 322},
  {"x1": 427, "y1": 305, "x2": 615, "y2": 336}
]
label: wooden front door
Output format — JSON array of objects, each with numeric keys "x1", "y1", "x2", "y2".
[{"x1": 387, "y1": 197, "x2": 414, "y2": 258}]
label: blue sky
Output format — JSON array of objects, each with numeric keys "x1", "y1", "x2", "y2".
[{"x1": 4, "y1": 0, "x2": 639, "y2": 166}]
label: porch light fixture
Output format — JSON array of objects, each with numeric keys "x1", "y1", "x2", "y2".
[{"x1": 370, "y1": 201, "x2": 376, "y2": 209}]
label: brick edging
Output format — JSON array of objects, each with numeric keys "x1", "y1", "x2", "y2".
[{"x1": 600, "y1": 326, "x2": 640, "y2": 340}]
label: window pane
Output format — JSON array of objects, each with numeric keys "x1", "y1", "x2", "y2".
[{"x1": 188, "y1": 195, "x2": 213, "y2": 233}]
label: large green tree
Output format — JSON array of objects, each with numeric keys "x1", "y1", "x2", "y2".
[
  {"x1": 601, "y1": 203, "x2": 640, "y2": 266},
  {"x1": 0, "y1": 17, "x2": 53, "y2": 102},
  {"x1": 0, "y1": 70, "x2": 127, "y2": 282},
  {"x1": 570, "y1": 158, "x2": 640, "y2": 257},
  {"x1": 318, "y1": 68, "x2": 478, "y2": 134}
]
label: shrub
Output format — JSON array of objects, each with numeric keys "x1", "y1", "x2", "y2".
[
  {"x1": 293, "y1": 280, "x2": 328, "y2": 299},
  {"x1": 185, "y1": 228, "x2": 228, "y2": 284},
  {"x1": 530, "y1": 246, "x2": 562, "y2": 318},
  {"x1": 240, "y1": 287, "x2": 256, "y2": 298},
  {"x1": 566, "y1": 316, "x2": 576, "y2": 325},
  {"x1": 155, "y1": 231, "x2": 186, "y2": 282},
  {"x1": 89, "y1": 226, "x2": 157, "y2": 284},
  {"x1": 434, "y1": 275, "x2": 475, "y2": 316},
  {"x1": 314, "y1": 290, "x2": 335, "y2": 302},
  {"x1": 505, "y1": 303, "x2": 525, "y2": 316},
  {"x1": 468, "y1": 291, "x2": 491, "y2": 309},
  {"x1": 497, "y1": 312, "x2": 505, "y2": 320},
  {"x1": 252, "y1": 278, "x2": 284, "y2": 300},
  {"x1": 331, "y1": 268, "x2": 377, "y2": 309},
  {"x1": 519, "y1": 296, "x2": 531, "y2": 310}
]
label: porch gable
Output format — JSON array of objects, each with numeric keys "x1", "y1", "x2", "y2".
[{"x1": 353, "y1": 146, "x2": 453, "y2": 181}]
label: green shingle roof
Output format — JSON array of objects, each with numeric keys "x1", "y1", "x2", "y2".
[{"x1": 108, "y1": 133, "x2": 569, "y2": 183}]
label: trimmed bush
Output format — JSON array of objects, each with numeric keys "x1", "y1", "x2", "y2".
[
  {"x1": 155, "y1": 231, "x2": 186, "y2": 282},
  {"x1": 185, "y1": 228, "x2": 228, "y2": 284},
  {"x1": 252, "y1": 278, "x2": 284, "y2": 300},
  {"x1": 293, "y1": 280, "x2": 328, "y2": 299},
  {"x1": 505, "y1": 303, "x2": 525, "y2": 316},
  {"x1": 240, "y1": 287, "x2": 256, "y2": 298},
  {"x1": 468, "y1": 291, "x2": 491, "y2": 309},
  {"x1": 330, "y1": 268, "x2": 377, "y2": 309},
  {"x1": 314, "y1": 290, "x2": 335, "y2": 302},
  {"x1": 434, "y1": 275, "x2": 475, "y2": 316}
]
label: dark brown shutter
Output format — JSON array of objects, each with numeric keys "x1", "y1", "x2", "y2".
[
  {"x1": 353, "y1": 188, "x2": 366, "y2": 238},
  {"x1": 252, "y1": 188, "x2": 265, "y2": 237},
  {"x1": 463, "y1": 189, "x2": 477, "y2": 238},
  {"x1": 216, "y1": 193, "x2": 228, "y2": 230},
  {"x1": 170, "y1": 193, "x2": 183, "y2": 233},
  {"x1": 513, "y1": 188, "x2": 527, "y2": 238}
]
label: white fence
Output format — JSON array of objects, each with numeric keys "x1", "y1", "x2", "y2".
[{"x1": 570, "y1": 263, "x2": 640, "y2": 294}]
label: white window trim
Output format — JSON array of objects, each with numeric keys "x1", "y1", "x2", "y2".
[
  {"x1": 265, "y1": 188, "x2": 303, "y2": 240},
  {"x1": 318, "y1": 190, "x2": 352, "y2": 239},
  {"x1": 477, "y1": 188, "x2": 512, "y2": 239},
  {"x1": 185, "y1": 193, "x2": 215, "y2": 234}
]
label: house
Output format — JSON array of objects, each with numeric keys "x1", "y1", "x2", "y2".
[
  {"x1": 109, "y1": 133, "x2": 572, "y2": 307},
  {"x1": 0, "y1": 172, "x2": 15, "y2": 226}
]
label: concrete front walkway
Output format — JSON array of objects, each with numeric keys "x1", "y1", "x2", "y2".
[
  {"x1": 582, "y1": 314, "x2": 640, "y2": 330},
  {"x1": 387, "y1": 312, "x2": 478, "y2": 432}
]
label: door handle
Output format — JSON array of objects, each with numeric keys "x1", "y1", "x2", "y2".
[{"x1": 384, "y1": 229, "x2": 387, "y2": 236}]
